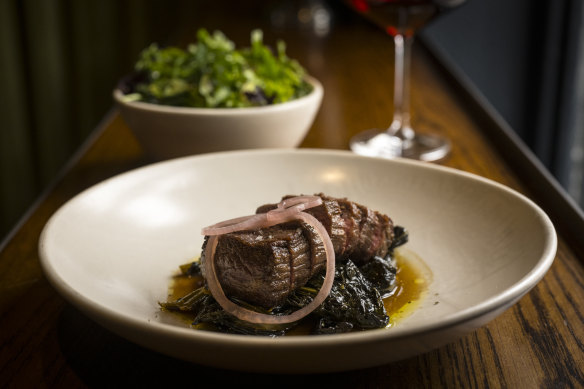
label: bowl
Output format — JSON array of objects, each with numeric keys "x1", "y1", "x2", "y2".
[
  {"x1": 39, "y1": 149, "x2": 557, "y2": 373},
  {"x1": 113, "y1": 77, "x2": 323, "y2": 159}
]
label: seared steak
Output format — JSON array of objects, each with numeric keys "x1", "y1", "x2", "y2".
[
  {"x1": 204, "y1": 194, "x2": 394, "y2": 308},
  {"x1": 256, "y1": 194, "x2": 394, "y2": 263}
]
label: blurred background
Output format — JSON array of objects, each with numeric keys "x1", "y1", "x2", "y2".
[{"x1": 1, "y1": 0, "x2": 583, "y2": 240}]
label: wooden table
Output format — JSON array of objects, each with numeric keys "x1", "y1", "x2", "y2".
[{"x1": 2, "y1": 4, "x2": 583, "y2": 387}]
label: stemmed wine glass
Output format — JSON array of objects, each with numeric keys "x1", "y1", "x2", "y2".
[{"x1": 346, "y1": 0, "x2": 466, "y2": 161}]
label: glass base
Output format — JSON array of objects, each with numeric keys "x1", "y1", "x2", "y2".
[{"x1": 350, "y1": 129, "x2": 450, "y2": 162}]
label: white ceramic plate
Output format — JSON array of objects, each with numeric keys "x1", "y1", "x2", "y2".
[{"x1": 39, "y1": 149, "x2": 557, "y2": 373}]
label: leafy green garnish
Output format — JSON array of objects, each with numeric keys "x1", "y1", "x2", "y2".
[{"x1": 123, "y1": 28, "x2": 312, "y2": 108}]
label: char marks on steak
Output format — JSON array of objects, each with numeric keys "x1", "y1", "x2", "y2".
[
  {"x1": 258, "y1": 194, "x2": 394, "y2": 264},
  {"x1": 205, "y1": 194, "x2": 394, "y2": 308}
]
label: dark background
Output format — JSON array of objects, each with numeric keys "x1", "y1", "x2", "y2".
[{"x1": 1, "y1": 0, "x2": 582, "y2": 240}]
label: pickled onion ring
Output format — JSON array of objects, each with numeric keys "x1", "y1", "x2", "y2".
[
  {"x1": 201, "y1": 196, "x2": 336, "y2": 324},
  {"x1": 201, "y1": 214, "x2": 267, "y2": 236},
  {"x1": 201, "y1": 195, "x2": 323, "y2": 236},
  {"x1": 266, "y1": 195, "x2": 324, "y2": 223}
]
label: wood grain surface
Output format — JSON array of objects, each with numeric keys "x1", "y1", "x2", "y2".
[{"x1": 1, "y1": 3, "x2": 583, "y2": 387}]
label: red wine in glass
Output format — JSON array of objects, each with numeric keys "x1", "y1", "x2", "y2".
[
  {"x1": 346, "y1": 0, "x2": 467, "y2": 161},
  {"x1": 350, "y1": 0, "x2": 466, "y2": 36}
]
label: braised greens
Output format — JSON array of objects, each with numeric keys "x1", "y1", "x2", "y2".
[
  {"x1": 283, "y1": 260, "x2": 390, "y2": 334},
  {"x1": 120, "y1": 29, "x2": 313, "y2": 108}
]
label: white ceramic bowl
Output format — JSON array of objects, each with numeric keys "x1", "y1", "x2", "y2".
[
  {"x1": 39, "y1": 149, "x2": 557, "y2": 373},
  {"x1": 113, "y1": 77, "x2": 323, "y2": 159}
]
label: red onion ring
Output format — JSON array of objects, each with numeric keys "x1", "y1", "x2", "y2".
[
  {"x1": 201, "y1": 195, "x2": 324, "y2": 236},
  {"x1": 201, "y1": 214, "x2": 267, "y2": 236},
  {"x1": 201, "y1": 196, "x2": 336, "y2": 324},
  {"x1": 266, "y1": 195, "x2": 324, "y2": 223}
]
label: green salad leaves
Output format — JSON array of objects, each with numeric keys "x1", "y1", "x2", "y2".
[{"x1": 121, "y1": 29, "x2": 313, "y2": 108}]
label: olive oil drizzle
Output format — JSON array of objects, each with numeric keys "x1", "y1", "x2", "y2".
[{"x1": 383, "y1": 249, "x2": 432, "y2": 327}]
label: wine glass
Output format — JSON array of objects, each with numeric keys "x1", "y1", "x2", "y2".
[{"x1": 346, "y1": 0, "x2": 466, "y2": 161}]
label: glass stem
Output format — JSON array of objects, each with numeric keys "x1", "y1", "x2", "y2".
[{"x1": 389, "y1": 34, "x2": 415, "y2": 144}]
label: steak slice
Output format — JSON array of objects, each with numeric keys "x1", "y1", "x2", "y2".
[
  {"x1": 334, "y1": 197, "x2": 363, "y2": 255},
  {"x1": 210, "y1": 223, "x2": 318, "y2": 308},
  {"x1": 256, "y1": 194, "x2": 394, "y2": 262},
  {"x1": 256, "y1": 195, "x2": 347, "y2": 256},
  {"x1": 303, "y1": 195, "x2": 347, "y2": 256},
  {"x1": 348, "y1": 204, "x2": 394, "y2": 264},
  {"x1": 317, "y1": 194, "x2": 394, "y2": 263}
]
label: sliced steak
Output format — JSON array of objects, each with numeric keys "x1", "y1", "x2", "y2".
[
  {"x1": 209, "y1": 222, "x2": 323, "y2": 308},
  {"x1": 206, "y1": 194, "x2": 395, "y2": 308},
  {"x1": 256, "y1": 195, "x2": 347, "y2": 255},
  {"x1": 256, "y1": 194, "x2": 394, "y2": 262}
]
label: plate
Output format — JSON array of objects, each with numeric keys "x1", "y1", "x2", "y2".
[{"x1": 39, "y1": 149, "x2": 557, "y2": 373}]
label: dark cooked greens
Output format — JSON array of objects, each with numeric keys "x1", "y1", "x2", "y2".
[
  {"x1": 282, "y1": 260, "x2": 390, "y2": 334},
  {"x1": 120, "y1": 29, "x2": 313, "y2": 108},
  {"x1": 161, "y1": 275, "x2": 297, "y2": 336},
  {"x1": 160, "y1": 226, "x2": 408, "y2": 336},
  {"x1": 360, "y1": 256, "x2": 398, "y2": 298}
]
